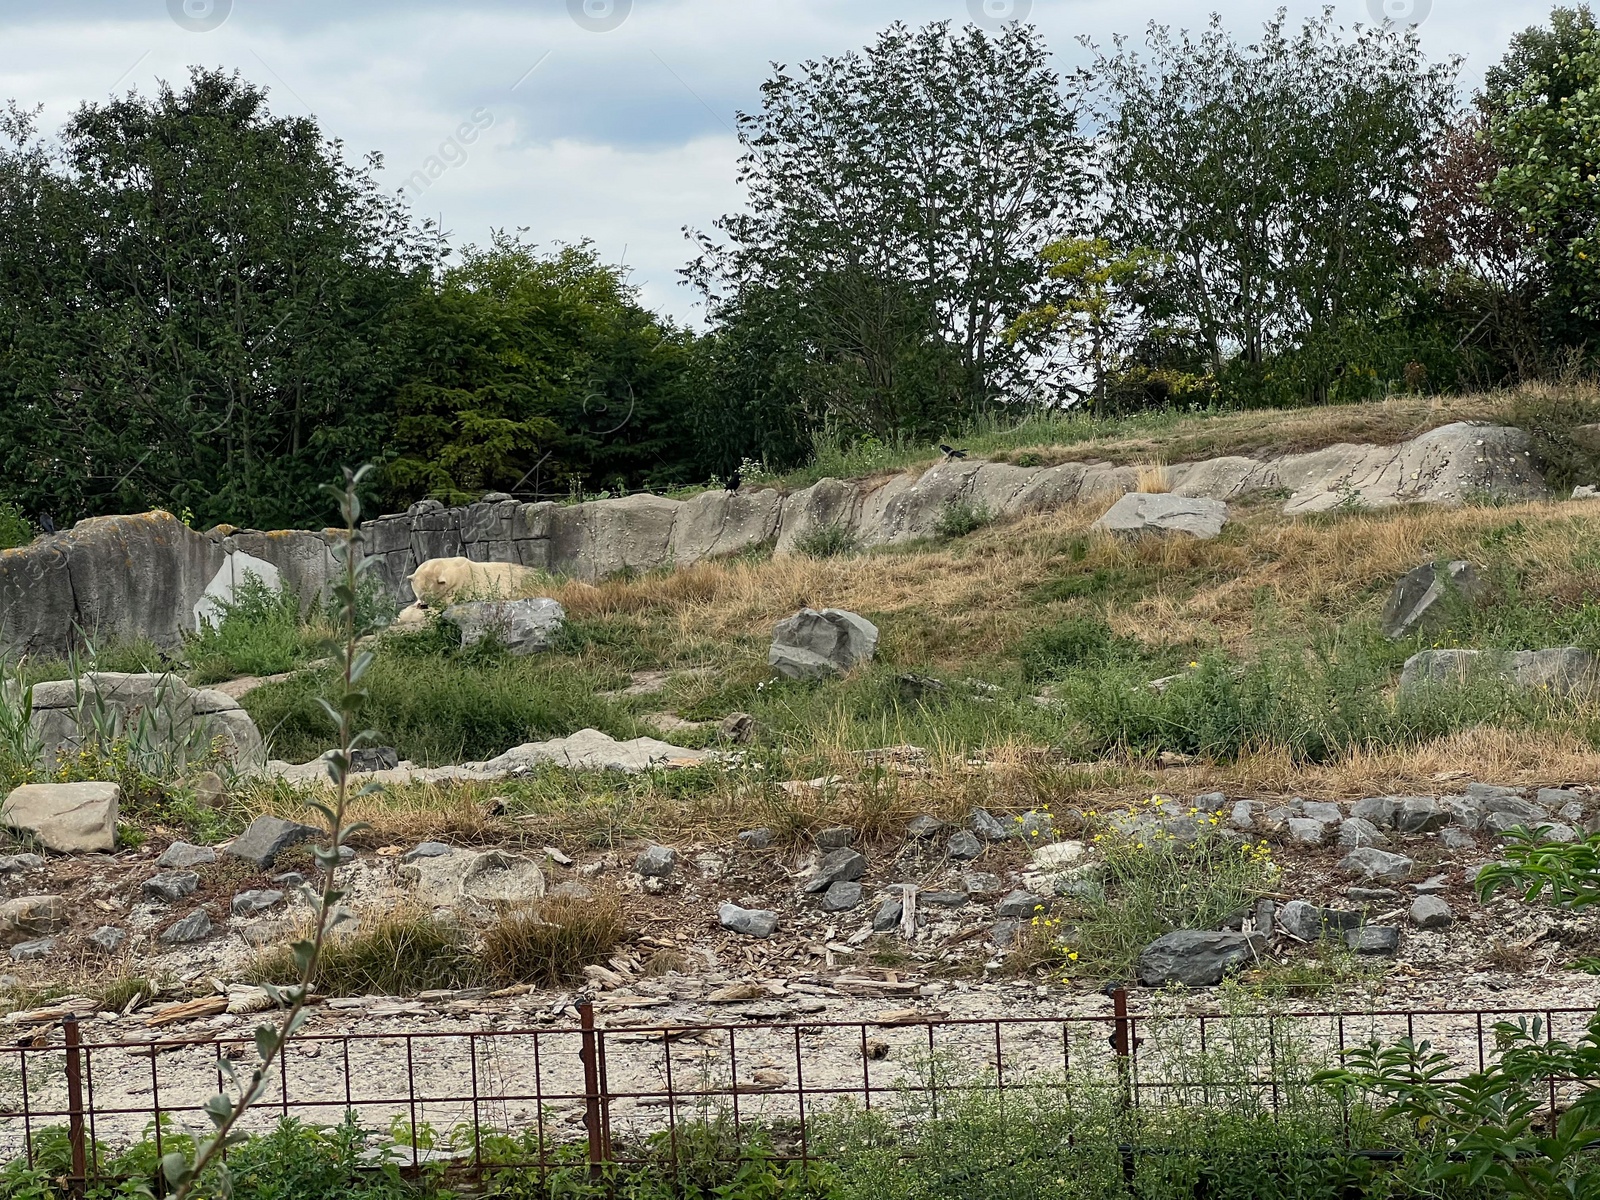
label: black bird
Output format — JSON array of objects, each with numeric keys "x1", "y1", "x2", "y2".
[
  {"x1": 939, "y1": 444, "x2": 968, "y2": 461},
  {"x1": 726, "y1": 469, "x2": 742, "y2": 493},
  {"x1": 38, "y1": 513, "x2": 55, "y2": 535}
]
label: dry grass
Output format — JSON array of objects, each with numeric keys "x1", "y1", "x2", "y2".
[{"x1": 480, "y1": 893, "x2": 627, "y2": 986}]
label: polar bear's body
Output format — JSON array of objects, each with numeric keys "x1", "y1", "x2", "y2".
[{"x1": 406, "y1": 557, "x2": 542, "y2": 607}]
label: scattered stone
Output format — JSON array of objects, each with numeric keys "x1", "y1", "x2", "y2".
[
  {"x1": 1032, "y1": 841, "x2": 1086, "y2": 870},
  {"x1": 1413, "y1": 875, "x2": 1450, "y2": 895},
  {"x1": 1411, "y1": 897, "x2": 1453, "y2": 930},
  {"x1": 1092, "y1": 493, "x2": 1229, "y2": 540},
  {"x1": 718, "y1": 903, "x2": 779, "y2": 938},
  {"x1": 347, "y1": 747, "x2": 401, "y2": 773},
  {"x1": 921, "y1": 891, "x2": 969, "y2": 908},
  {"x1": 226, "y1": 816, "x2": 320, "y2": 869},
  {"x1": 906, "y1": 816, "x2": 946, "y2": 840},
  {"x1": 717, "y1": 712, "x2": 758, "y2": 745},
  {"x1": 441, "y1": 598, "x2": 566, "y2": 655},
  {"x1": 0, "y1": 854, "x2": 45, "y2": 873},
  {"x1": 990, "y1": 920, "x2": 1020, "y2": 950},
  {"x1": 768, "y1": 609, "x2": 879, "y2": 680},
  {"x1": 1278, "y1": 901, "x2": 1363, "y2": 942},
  {"x1": 1345, "y1": 926, "x2": 1401, "y2": 955},
  {"x1": 1254, "y1": 898, "x2": 1276, "y2": 938},
  {"x1": 1302, "y1": 801, "x2": 1343, "y2": 826},
  {"x1": 969, "y1": 809, "x2": 1012, "y2": 841},
  {"x1": 1380, "y1": 561, "x2": 1484, "y2": 640},
  {"x1": 947, "y1": 831, "x2": 983, "y2": 861},
  {"x1": 9, "y1": 938, "x2": 53, "y2": 962},
  {"x1": 1339, "y1": 818, "x2": 1389, "y2": 848},
  {"x1": 996, "y1": 890, "x2": 1048, "y2": 919},
  {"x1": 141, "y1": 872, "x2": 200, "y2": 903},
  {"x1": 404, "y1": 842, "x2": 452, "y2": 861},
  {"x1": 191, "y1": 770, "x2": 228, "y2": 810},
  {"x1": 821, "y1": 882, "x2": 863, "y2": 912},
  {"x1": 1136, "y1": 931, "x2": 1264, "y2": 987},
  {"x1": 160, "y1": 911, "x2": 213, "y2": 944},
  {"x1": 1352, "y1": 797, "x2": 1401, "y2": 828},
  {"x1": 962, "y1": 872, "x2": 1002, "y2": 896},
  {"x1": 273, "y1": 872, "x2": 306, "y2": 889},
  {"x1": 636, "y1": 846, "x2": 678, "y2": 878},
  {"x1": 1537, "y1": 787, "x2": 1584, "y2": 810},
  {"x1": 805, "y1": 849, "x2": 867, "y2": 893},
  {"x1": 471, "y1": 729, "x2": 714, "y2": 775},
  {"x1": 1286, "y1": 818, "x2": 1327, "y2": 846},
  {"x1": 738, "y1": 828, "x2": 774, "y2": 851},
  {"x1": 1016, "y1": 811, "x2": 1055, "y2": 843},
  {"x1": 89, "y1": 926, "x2": 125, "y2": 953},
  {"x1": 872, "y1": 898, "x2": 903, "y2": 932},
  {"x1": 1229, "y1": 801, "x2": 1259, "y2": 831},
  {"x1": 0, "y1": 782, "x2": 120, "y2": 853},
  {"x1": 157, "y1": 842, "x2": 217, "y2": 870},
  {"x1": 1399, "y1": 647, "x2": 1600, "y2": 698},
  {"x1": 1339, "y1": 848, "x2": 1415, "y2": 883},
  {"x1": 816, "y1": 827, "x2": 856, "y2": 850},
  {"x1": 1347, "y1": 887, "x2": 1399, "y2": 902},
  {"x1": 0, "y1": 896, "x2": 66, "y2": 945},
  {"x1": 231, "y1": 890, "x2": 285, "y2": 916},
  {"x1": 1439, "y1": 827, "x2": 1478, "y2": 850},
  {"x1": 1394, "y1": 796, "x2": 1451, "y2": 834}
]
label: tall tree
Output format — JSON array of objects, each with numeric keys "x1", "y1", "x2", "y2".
[
  {"x1": 0, "y1": 69, "x2": 429, "y2": 529},
  {"x1": 689, "y1": 20, "x2": 1090, "y2": 440},
  {"x1": 1090, "y1": 10, "x2": 1458, "y2": 402}
]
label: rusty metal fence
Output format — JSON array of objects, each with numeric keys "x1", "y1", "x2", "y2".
[{"x1": 1, "y1": 995, "x2": 1595, "y2": 1189}]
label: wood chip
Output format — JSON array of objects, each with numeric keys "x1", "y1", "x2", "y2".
[{"x1": 145, "y1": 997, "x2": 228, "y2": 1028}]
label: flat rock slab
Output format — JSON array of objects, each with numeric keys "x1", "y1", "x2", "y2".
[
  {"x1": 158, "y1": 841, "x2": 217, "y2": 869},
  {"x1": 1339, "y1": 848, "x2": 1415, "y2": 883},
  {"x1": 474, "y1": 729, "x2": 714, "y2": 775},
  {"x1": 161, "y1": 911, "x2": 213, "y2": 944},
  {"x1": 400, "y1": 848, "x2": 545, "y2": 907},
  {"x1": 1137, "y1": 931, "x2": 1264, "y2": 987},
  {"x1": 719, "y1": 903, "x2": 779, "y2": 938},
  {"x1": 1092, "y1": 493, "x2": 1229, "y2": 540},
  {"x1": 226, "y1": 816, "x2": 320, "y2": 868},
  {"x1": 1, "y1": 782, "x2": 119, "y2": 853}
]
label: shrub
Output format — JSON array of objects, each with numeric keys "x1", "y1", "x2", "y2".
[
  {"x1": 0, "y1": 502, "x2": 29, "y2": 551},
  {"x1": 934, "y1": 497, "x2": 991, "y2": 539},
  {"x1": 187, "y1": 577, "x2": 325, "y2": 684},
  {"x1": 1509, "y1": 383, "x2": 1600, "y2": 494},
  {"x1": 794, "y1": 522, "x2": 860, "y2": 559},
  {"x1": 246, "y1": 908, "x2": 475, "y2": 996},
  {"x1": 481, "y1": 894, "x2": 627, "y2": 986}
]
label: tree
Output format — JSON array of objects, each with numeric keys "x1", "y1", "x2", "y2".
[
  {"x1": 689, "y1": 19, "x2": 1090, "y2": 441},
  {"x1": 1089, "y1": 9, "x2": 1459, "y2": 402},
  {"x1": 386, "y1": 237, "x2": 702, "y2": 504},
  {"x1": 0, "y1": 69, "x2": 429, "y2": 529}
]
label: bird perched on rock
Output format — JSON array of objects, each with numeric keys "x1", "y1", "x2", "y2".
[
  {"x1": 38, "y1": 513, "x2": 55, "y2": 535},
  {"x1": 726, "y1": 469, "x2": 742, "y2": 493},
  {"x1": 939, "y1": 445, "x2": 968, "y2": 461}
]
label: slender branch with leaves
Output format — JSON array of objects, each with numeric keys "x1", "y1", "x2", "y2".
[{"x1": 164, "y1": 465, "x2": 380, "y2": 1200}]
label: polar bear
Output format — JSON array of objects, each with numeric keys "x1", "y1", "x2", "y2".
[{"x1": 406, "y1": 557, "x2": 543, "y2": 607}]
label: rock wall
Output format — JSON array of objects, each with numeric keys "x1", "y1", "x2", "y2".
[{"x1": 0, "y1": 421, "x2": 1549, "y2": 658}]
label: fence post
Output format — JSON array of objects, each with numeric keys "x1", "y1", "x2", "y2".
[
  {"x1": 63, "y1": 1016, "x2": 87, "y2": 1196},
  {"x1": 578, "y1": 999, "x2": 611, "y2": 1181},
  {"x1": 1109, "y1": 988, "x2": 1136, "y2": 1189}
]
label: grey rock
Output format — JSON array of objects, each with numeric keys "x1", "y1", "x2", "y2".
[
  {"x1": 0, "y1": 896, "x2": 66, "y2": 943},
  {"x1": 906, "y1": 816, "x2": 946, "y2": 840},
  {"x1": 0, "y1": 782, "x2": 120, "y2": 854},
  {"x1": 1381, "y1": 561, "x2": 1484, "y2": 640},
  {"x1": 1229, "y1": 801, "x2": 1259, "y2": 831},
  {"x1": 1411, "y1": 897, "x2": 1453, "y2": 930},
  {"x1": 1399, "y1": 647, "x2": 1600, "y2": 698},
  {"x1": 442, "y1": 598, "x2": 566, "y2": 655},
  {"x1": 1339, "y1": 848, "x2": 1415, "y2": 883},
  {"x1": 470, "y1": 729, "x2": 714, "y2": 775},
  {"x1": 1193, "y1": 792, "x2": 1228, "y2": 812},
  {"x1": 1352, "y1": 797, "x2": 1401, "y2": 828},
  {"x1": 1347, "y1": 887, "x2": 1399, "y2": 902},
  {"x1": 962, "y1": 872, "x2": 1003, "y2": 896},
  {"x1": 636, "y1": 845, "x2": 678, "y2": 878},
  {"x1": 1016, "y1": 811, "x2": 1055, "y2": 844},
  {"x1": 1339, "y1": 817, "x2": 1389, "y2": 848},
  {"x1": 738, "y1": 828, "x2": 774, "y2": 850},
  {"x1": 768, "y1": 609, "x2": 879, "y2": 680},
  {"x1": 1286, "y1": 818, "x2": 1328, "y2": 846},
  {"x1": 718, "y1": 902, "x2": 778, "y2": 938},
  {"x1": 1136, "y1": 931, "x2": 1264, "y2": 987},
  {"x1": 89, "y1": 926, "x2": 125, "y2": 953},
  {"x1": 1558, "y1": 802, "x2": 1587, "y2": 824},
  {"x1": 160, "y1": 911, "x2": 213, "y2": 944},
  {"x1": 1345, "y1": 926, "x2": 1401, "y2": 955},
  {"x1": 226, "y1": 816, "x2": 320, "y2": 869},
  {"x1": 1254, "y1": 898, "x2": 1276, "y2": 938},
  {"x1": 1278, "y1": 900, "x2": 1364, "y2": 942},
  {"x1": 1439, "y1": 826, "x2": 1478, "y2": 850},
  {"x1": 347, "y1": 747, "x2": 401, "y2": 773},
  {"x1": 0, "y1": 854, "x2": 46, "y2": 873},
  {"x1": 157, "y1": 841, "x2": 216, "y2": 870},
  {"x1": 1302, "y1": 801, "x2": 1343, "y2": 826},
  {"x1": 1467, "y1": 782, "x2": 1528, "y2": 804},
  {"x1": 231, "y1": 890, "x2": 285, "y2": 916},
  {"x1": 272, "y1": 872, "x2": 306, "y2": 889},
  {"x1": 872, "y1": 898, "x2": 903, "y2": 932},
  {"x1": 990, "y1": 920, "x2": 1020, "y2": 950},
  {"x1": 805, "y1": 849, "x2": 867, "y2": 893},
  {"x1": 404, "y1": 842, "x2": 452, "y2": 861},
  {"x1": 1394, "y1": 796, "x2": 1451, "y2": 834},
  {"x1": 996, "y1": 890, "x2": 1048, "y2": 919},
  {"x1": 1092, "y1": 493, "x2": 1229, "y2": 540},
  {"x1": 9, "y1": 938, "x2": 54, "y2": 962},
  {"x1": 921, "y1": 891, "x2": 969, "y2": 908},
  {"x1": 1445, "y1": 796, "x2": 1485, "y2": 829},
  {"x1": 947, "y1": 831, "x2": 983, "y2": 861},
  {"x1": 718, "y1": 712, "x2": 758, "y2": 745},
  {"x1": 141, "y1": 871, "x2": 200, "y2": 903},
  {"x1": 816, "y1": 827, "x2": 856, "y2": 850},
  {"x1": 1537, "y1": 788, "x2": 1584, "y2": 810},
  {"x1": 1413, "y1": 874, "x2": 1449, "y2": 895},
  {"x1": 969, "y1": 809, "x2": 1012, "y2": 841},
  {"x1": 821, "y1": 881, "x2": 863, "y2": 912}
]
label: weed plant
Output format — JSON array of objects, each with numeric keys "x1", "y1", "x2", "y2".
[
  {"x1": 934, "y1": 498, "x2": 991, "y2": 539},
  {"x1": 794, "y1": 522, "x2": 860, "y2": 559},
  {"x1": 0, "y1": 502, "x2": 30, "y2": 551}
]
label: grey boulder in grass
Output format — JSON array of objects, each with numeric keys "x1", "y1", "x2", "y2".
[
  {"x1": 768, "y1": 609, "x2": 879, "y2": 680},
  {"x1": 1136, "y1": 931, "x2": 1265, "y2": 987}
]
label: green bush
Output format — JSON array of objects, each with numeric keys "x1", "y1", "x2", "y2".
[
  {"x1": 187, "y1": 577, "x2": 325, "y2": 684},
  {"x1": 794, "y1": 522, "x2": 861, "y2": 559},
  {"x1": 0, "y1": 502, "x2": 29, "y2": 551},
  {"x1": 934, "y1": 498, "x2": 991, "y2": 539}
]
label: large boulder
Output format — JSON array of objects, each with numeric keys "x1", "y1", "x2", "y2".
[
  {"x1": 28, "y1": 673, "x2": 265, "y2": 773},
  {"x1": 1, "y1": 783, "x2": 119, "y2": 853},
  {"x1": 1136, "y1": 931, "x2": 1264, "y2": 987},
  {"x1": 1091, "y1": 493, "x2": 1229, "y2": 540},
  {"x1": 442, "y1": 598, "x2": 566, "y2": 654},
  {"x1": 1399, "y1": 647, "x2": 1600, "y2": 698},
  {"x1": 1380, "y1": 561, "x2": 1485, "y2": 640},
  {"x1": 769, "y1": 609, "x2": 879, "y2": 680}
]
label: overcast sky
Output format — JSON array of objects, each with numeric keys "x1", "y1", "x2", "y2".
[{"x1": 0, "y1": 0, "x2": 1564, "y2": 322}]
